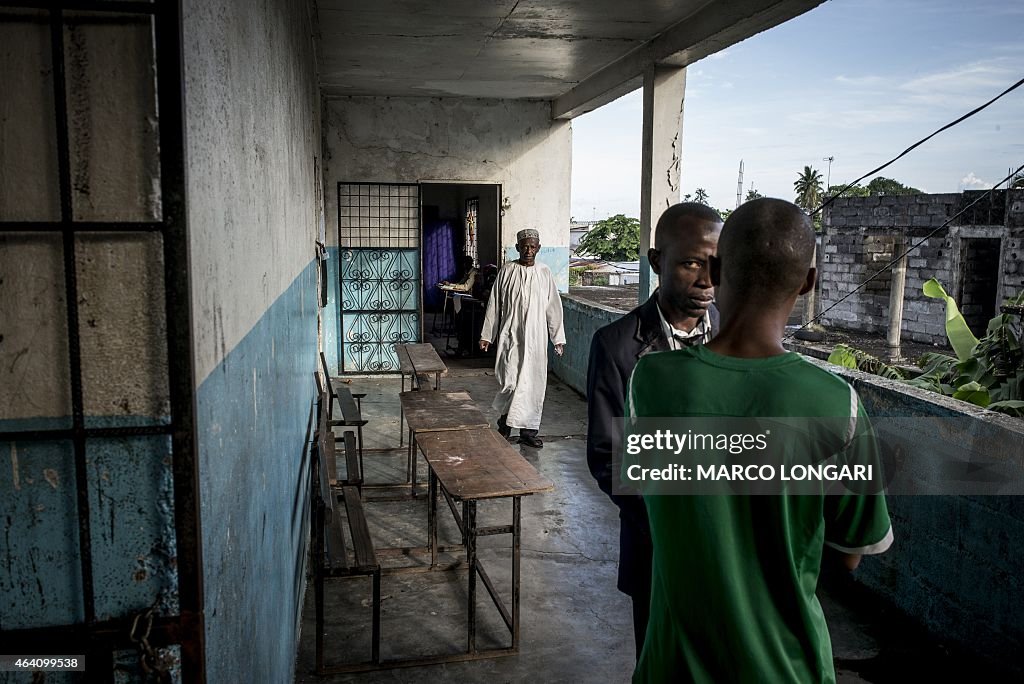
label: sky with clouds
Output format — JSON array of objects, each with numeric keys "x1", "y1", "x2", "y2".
[{"x1": 570, "y1": 0, "x2": 1024, "y2": 220}]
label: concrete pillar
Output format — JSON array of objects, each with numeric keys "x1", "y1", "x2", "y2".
[
  {"x1": 803, "y1": 242, "x2": 819, "y2": 326},
  {"x1": 887, "y1": 238, "x2": 908, "y2": 359},
  {"x1": 639, "y1": 66, "x2": 686, "y2": 302}
]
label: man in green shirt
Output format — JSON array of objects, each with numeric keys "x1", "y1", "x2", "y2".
[{"x1": 626, "y1": 198, "x2": 893, "y2": 683}]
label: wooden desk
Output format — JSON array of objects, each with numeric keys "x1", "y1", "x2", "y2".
[
  {"x1": 393, "y1": 342, "x2": 449, "y2": 446},
  {"x1": 400, "y1": 391, "x2": 489, "y2": 495},
  {"x1": 416, "y1": 428, "x2": 554, "y2": 656},
  {"x1": 406, "y1": 343, "x2": 447, "y2": 388}
]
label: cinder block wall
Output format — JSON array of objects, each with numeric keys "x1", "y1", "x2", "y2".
[{"x1": 821, "y1": 191, "x2": 1023, "y2": 345}]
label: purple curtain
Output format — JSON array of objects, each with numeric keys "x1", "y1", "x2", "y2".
[{"x1": 423, "y1": 219, "x2": 457, "y2": 310}]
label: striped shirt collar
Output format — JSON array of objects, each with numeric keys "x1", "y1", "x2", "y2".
[{"x1": 656, "y1": 301, "x2": 711, "y2": 351}]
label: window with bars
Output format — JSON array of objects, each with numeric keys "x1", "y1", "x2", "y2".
[
  {"x1": 464, "y1": 197, "x2": 479, "y2": 266},
  {"x1": 337, "y1": 183, "x2": 421, "y2": 372}
]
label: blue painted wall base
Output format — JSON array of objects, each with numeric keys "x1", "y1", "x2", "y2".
[{"x1": 197, "y1": 259, "x2": 318, "y2": 682}]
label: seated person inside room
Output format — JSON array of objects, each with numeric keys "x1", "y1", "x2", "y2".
[{"x1": 440, "y1": 255, "x2": 478, "y2": 292}]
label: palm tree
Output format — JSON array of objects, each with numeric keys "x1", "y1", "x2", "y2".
[{"x1": 794, "y1": 166, "x2": 823, "y2": 212}]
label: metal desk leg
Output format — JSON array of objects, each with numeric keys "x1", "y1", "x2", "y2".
[
  {"x1": 410, "y1": 430, "x2": 418, "y2": 498},
  {"x1": 428, "y1": 469, "x2": 438, "y2": 569},
  {"x1": 512, "y1": 496, "x2": 521, "y2": 649},
  {"x1": 357, "y1": 423, "x2": 364, "y2": 482},
  {"x1": 465, "y1": 500, "x2": 478, "y2": 653},
  {"x1": 399, "y1": 374, "x2": 405, "y2": 446}
]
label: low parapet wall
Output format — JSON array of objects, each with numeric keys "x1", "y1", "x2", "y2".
[
  {"x1": 808, "y1": 358, "x2": 1024, "y2": 674},
  {"x1": 551, "y1": 294, "x2": 628, "y2": 395}
]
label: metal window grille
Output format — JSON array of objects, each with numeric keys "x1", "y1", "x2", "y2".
[
  {"x1": 337, "y1": 182, "x2": 421, "y2": 372},
  {"x1": 0, "y1": 2, "x2": 204, "y2": 681},
  {"x1": 464, "y1": 198, "x2": 479, "y2": 266}
]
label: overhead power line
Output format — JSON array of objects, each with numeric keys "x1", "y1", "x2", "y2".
[{"x1": 814, "y1": 75, "x2": 1024, "y2": 216}]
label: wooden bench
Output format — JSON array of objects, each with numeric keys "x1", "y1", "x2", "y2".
[
  {"x1": 312, "y1": 392, "x2": 380, "y2": 674},
  {"x1": 314, "y1": 384, "x2": 361, "y2": 488},
  {"x1": 315, "y1": 364, "x2": 368, "y2": 478}
]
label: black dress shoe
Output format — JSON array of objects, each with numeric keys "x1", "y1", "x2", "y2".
[
  {"x1": 497, "y1": 414, "x2": 512, "y2": 438},
  {"x1": 519, "y1": 434, "x2": 544, "y2": 449}
]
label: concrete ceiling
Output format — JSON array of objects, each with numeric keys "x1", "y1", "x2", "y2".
[{"x1": 316, "y1": 0, "x2": 824, "y2": 117}]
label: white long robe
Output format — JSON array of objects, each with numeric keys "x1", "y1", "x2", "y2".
[{"x1": 480, "y1": 261, "x2": 566, "y2": 430}]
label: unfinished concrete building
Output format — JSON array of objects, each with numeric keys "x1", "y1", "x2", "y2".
[
  {"x1": 1, "y1": 1, "x2": 841, "y2": 681},
  {"x1": 819, "y1": 190, "x2": 1024, "y2": 345}
]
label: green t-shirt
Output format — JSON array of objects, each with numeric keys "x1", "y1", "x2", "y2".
[{"x1": 627, "y1": 346, "x2": 892, "y2": 684}]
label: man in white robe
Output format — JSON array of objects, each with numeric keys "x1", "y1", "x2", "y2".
[{"x1": 479, "y1": 229, "x2": 566, "y2": 448}]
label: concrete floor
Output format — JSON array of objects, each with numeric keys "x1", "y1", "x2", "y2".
[{"x1": 296, "y1": 356, "x2": 991, "y2": 683}]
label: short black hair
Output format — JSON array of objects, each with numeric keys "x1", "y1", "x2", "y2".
[
  {"x1": 654, "y1": 202, "x2": 723, "y2": 248},
  {"x1": 718, "y1": 198, "x2": 815, "y2": 304}
]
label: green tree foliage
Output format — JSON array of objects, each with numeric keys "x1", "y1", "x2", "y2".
[
  {"x1": 794, "y1": 166, "x2": 823, "y2": 212},
  {"x1": 695, "y1": 188, "x2": 710, "y2": 205},
  {"x1": 828, "y1": 282, "x2": 1024, "y2": 417},
  {"x1": 576, "y1": 214, "x2": 641, "y2": 261},
  {"x1": 827, "y1": 183, "x2": 870, "y2": 198},
  {"x1": 865, "y1": 176, "x2": 921, "y2": 196},
  {"x1": 745, "y1": 188, "x2": 763, "y2": 201}
]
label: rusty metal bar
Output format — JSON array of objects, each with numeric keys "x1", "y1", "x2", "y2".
[
  {"x1": 473, "y1": 560, "x2": 513, "y2": 635},
  {"x1": 0, "y1": 220, "x2": 163, "y2": 233},
  {"x1": 465, "y1": 500, "x2": 477, "y2": 653},
  {"x1": 442, "y1": 486, "x2": 464, "y2": 538},
  {"x1": 512, "y1": 495, "x2": 521, "y2": 649},
  {"x1": 0, "y1": 0, "x2": 158, "y2": 12},
  {"x1": 154, "y1": 0, "x2": 205, "y2": 679},
  {"x1": 428, "y1": 469, "x2": 438, "y2": 568},
  {"x1": 0, "y1": 424, "x2": 173, "y2": 441},
  {"x1": 49, "y1": 5, "x2": 96, "y2": 629}
]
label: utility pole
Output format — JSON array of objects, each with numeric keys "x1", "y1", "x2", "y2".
[
  {"x1": 823, "y1": 156, "x2": 834, "y2": 197},
  {"x1": 736, "y1": 159, "x2": 744, "y2": 208}
]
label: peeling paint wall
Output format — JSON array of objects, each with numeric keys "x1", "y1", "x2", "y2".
[
  {"x1": 182, "y1": 0, "x2": 322, "y2": 680},
  {"x1": 323, "y1": 97, "x2": 570, "y2": 259},
  {"x1": 322, "y1": 97, "x2": 571, "y2": 367},
  {"x1": 1, "y1": 9, "x2": 177, "y2": 633}
]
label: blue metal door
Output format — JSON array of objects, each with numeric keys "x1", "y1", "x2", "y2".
[{"x1": 337, "y1": 183, "x2": 420, "y2": 372}]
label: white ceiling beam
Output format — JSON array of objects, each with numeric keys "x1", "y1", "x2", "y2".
[{"x1": 551, "y1": 0, "x2": 825, "y2": 120}]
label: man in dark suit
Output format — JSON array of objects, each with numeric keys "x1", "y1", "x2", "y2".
[{"x1": 586, "y1": 202, "x2": 723, "y2": 658}]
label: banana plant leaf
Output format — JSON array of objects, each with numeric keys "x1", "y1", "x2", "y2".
[
  {"x1": 922, "y1": 278, "x2": 979, "y2": 361},
  {"x1": 952, "y1": 381, "x2": 991, "y2": 407},
  {"x1": 827, "y1": 345, "x2": 858, "y2": 370},
  {"x1": 989, "y1": 400, "x2": 1024, "y2": 417}
]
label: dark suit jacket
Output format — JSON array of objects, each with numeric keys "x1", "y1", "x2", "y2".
[{"x1": 586, "y1": 292, "x2": 720, "y2": 596}]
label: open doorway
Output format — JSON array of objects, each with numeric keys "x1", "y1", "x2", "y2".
[
  {"x1": 959, "y1": 237, "x2": 1001, "y2": 335},
  {"x1": 420, "y1": 183, "x2": 500, "y2": 356}
]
